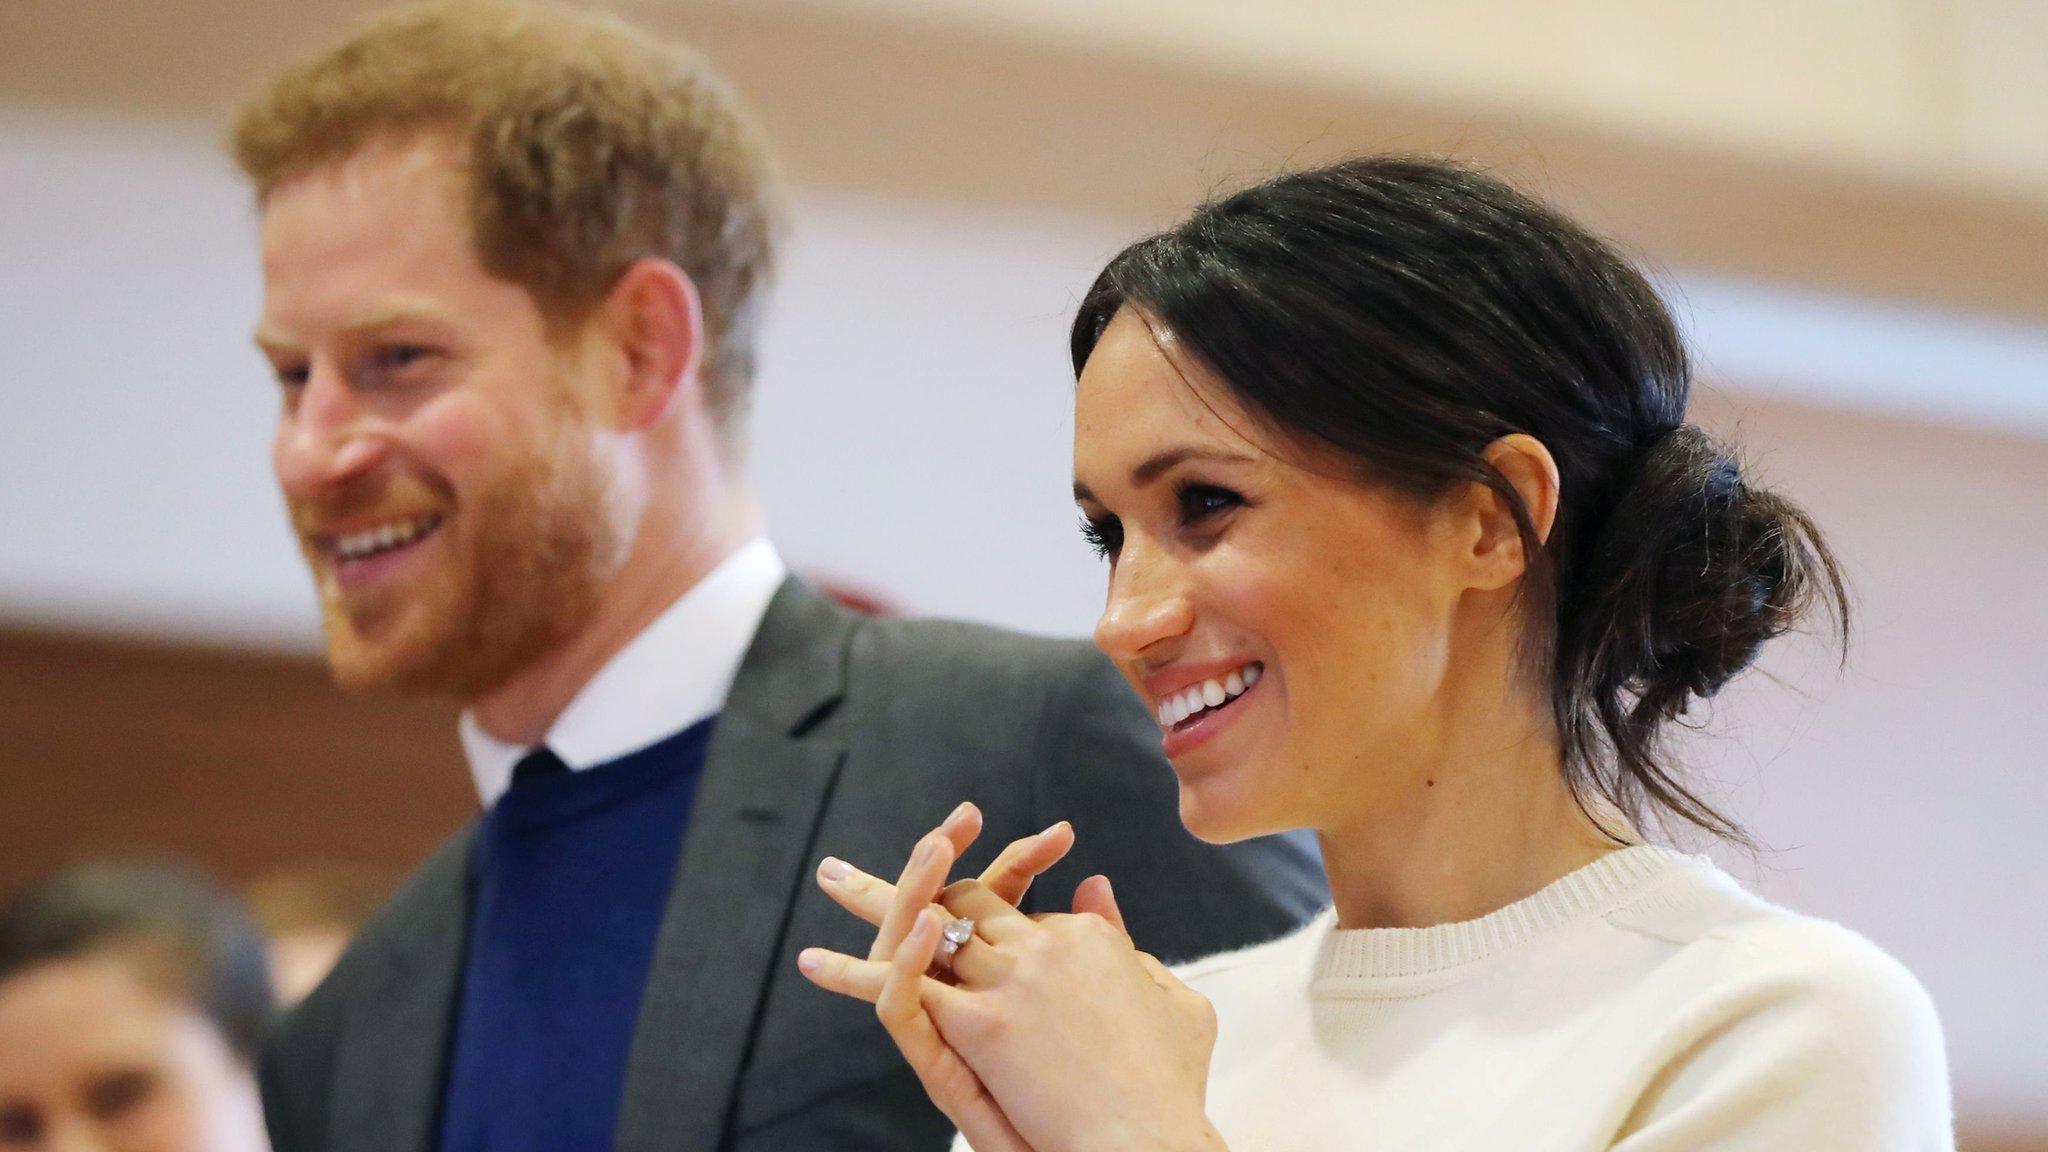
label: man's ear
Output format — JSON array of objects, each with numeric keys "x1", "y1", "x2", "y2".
[
  {"x1": 1464, "y1": 433, "x2": 1561, "y2": 592},
  {"x1": 598, "y1": 257, "x2": 704, "y2": 430}
]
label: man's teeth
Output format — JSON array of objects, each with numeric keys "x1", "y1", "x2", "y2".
[
  {"x1": 1157, "y1": 663, "x2": 1262, "y2": 728},
  {"x1": 332, "y1": 515, "x2": 442, "y2": 562}
]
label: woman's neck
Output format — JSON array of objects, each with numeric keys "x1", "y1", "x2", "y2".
[{"x1": 1316, "y1": 703, "x2": 1626, "y2": 931}]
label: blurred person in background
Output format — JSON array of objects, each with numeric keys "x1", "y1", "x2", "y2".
[
  {"x1": 230, "y1": 3, "x2": 1324, "y2": 1152},
  {"x1": 0, "y1": 863, "x2": 273, "y2": 1152},
  {"x1": 801, "y1": 158, "x2": 1954, "y2": 1151},
  {"x1": 243, "y1": 868, "x2": 391, "y2": 1009}
]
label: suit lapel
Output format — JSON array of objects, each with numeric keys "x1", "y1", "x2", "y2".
[
  {"x1": 612, "y1": 580, "x2": 855, "y2": 1152},
  {"x1": 329, "y1": 827, "x2": 475, "y2": 1152}
]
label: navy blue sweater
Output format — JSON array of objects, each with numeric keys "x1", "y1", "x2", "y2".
[{"x1": 437, "y1": 718, "x2": 714, "y2": 1152}]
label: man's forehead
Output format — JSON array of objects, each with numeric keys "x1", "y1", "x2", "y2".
[
  {"x1": 258, "y1": 134, "x2": 470, "y2": 267},
  {"x1": 255, "y1": 136, "x2": 484, "y2": 342}
]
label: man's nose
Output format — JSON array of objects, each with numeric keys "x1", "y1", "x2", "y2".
[
  {"x1": 1093, "y1": 541, "x2": 1195, "y2": 662},
  {"x1": 273, "y1": 362, "x2": 384, "y2": 498}
]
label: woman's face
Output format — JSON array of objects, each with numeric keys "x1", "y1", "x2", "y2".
[
  {"x1": 1075, "y1": 309, "x2": 1486, "y2": 844},
  {"x1": 0, "y1": 954, "x2": 267, "y2": 1152}
]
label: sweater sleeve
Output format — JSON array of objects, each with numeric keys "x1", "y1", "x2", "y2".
[{"x1": 1611, "y1": 919, "x2": 1954, "y2": 1152}]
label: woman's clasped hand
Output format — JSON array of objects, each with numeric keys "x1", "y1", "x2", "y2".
[{"x1": 798, "y1": 801, "x2": 1227, "y2": 1152}]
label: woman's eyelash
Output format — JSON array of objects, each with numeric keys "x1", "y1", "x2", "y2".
[
  {"x1": 1078, "y1": 515, "x2": 1121, "y2": 560},
  {"x1": 1177, "y1": 483, "x2": 1243, "y2": 522}
]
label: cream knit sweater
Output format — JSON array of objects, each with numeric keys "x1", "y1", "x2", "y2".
[
  {"x1": 1178, "y1": 845, "x2": 1953, "y2": 1150},
  {"x1": 955, "y1": 845, "x2": 1952, "y2": 1151}
]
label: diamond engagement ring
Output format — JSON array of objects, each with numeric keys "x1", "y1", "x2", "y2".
[{"x1": 931, "y1": 916, "x2": 976, "y2": 973}]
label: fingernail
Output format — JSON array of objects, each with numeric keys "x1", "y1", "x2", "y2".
[
  {"x1": 797, "y1": 949, "x2": 824, "y2": 974},
  {"x1": 818, "y1": 857, "x2": 850, "y2": 882},
  {"x1": 1039, "y1": 820, "x2": 1069, "y2": 840},
  {"x1": 913, "y1": 837, "x2": 936, "y2": 866},
  {"x1": 948, "y1": 801, "x2": 973, "y2": 823}
]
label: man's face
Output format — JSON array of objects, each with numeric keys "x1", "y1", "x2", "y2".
[
  {"x1": 257, "y1": 135, "x2": 624, "y2": 696},
  {"x1": 0, "y1": 955, "x2": 264, "y2": 1152}
]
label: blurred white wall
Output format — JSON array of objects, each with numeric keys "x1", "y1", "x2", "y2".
[{"x1": 2, "y1": 95, "x2": 2045, "y2": 1138}]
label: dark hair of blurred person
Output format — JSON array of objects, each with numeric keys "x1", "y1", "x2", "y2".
[{"x1": 0, "y1": 863, "x2": 272, "y2": 1152}]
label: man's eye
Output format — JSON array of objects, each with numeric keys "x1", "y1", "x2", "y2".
[
  {"x1": 375, "y1": 344, "x2": 435, "y2": 371},
  {"x1": 272, "y1": 362, "x2": 310, "y2": 389},
  {"x1": 1078, "y1": 514, "x2": 1122, "y2": 560},
  {"x1": 1177, "y1": 484, "x2": 1242, "y2": 524}
]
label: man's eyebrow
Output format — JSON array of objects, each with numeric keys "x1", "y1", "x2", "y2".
[
  {"x1": 252, "y1": 306, "x2": 456, "y2": 353},
  {"x1": 1072, "y1": 446, "x2": 1255, "y2": 503}
]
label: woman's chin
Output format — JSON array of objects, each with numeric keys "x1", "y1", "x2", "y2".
[{"x1": 1175, "y1": 782, "x2": 1284, "y2": 845}]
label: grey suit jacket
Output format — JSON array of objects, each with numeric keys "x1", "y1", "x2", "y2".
[{"x1": 259, "y1": 579, "x2": 1326, "y2": 1152}]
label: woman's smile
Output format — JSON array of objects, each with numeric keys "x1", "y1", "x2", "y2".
[{"x1": 1151, "y1": 660, "x2": 1265, "y2": 757}]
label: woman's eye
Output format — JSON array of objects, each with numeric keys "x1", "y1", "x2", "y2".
[
  {"x1": 1078, "y1": 514, "x2": 1122, "y2": 560},
  {"x1": 1177, "y1": 483, "x2": 1242, "y2": 524},
  {"x1": 83, "y1": 1069, "x2": 158, "y2": 1120}
]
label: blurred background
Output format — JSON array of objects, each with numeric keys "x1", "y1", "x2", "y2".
[{"x1": 1, "y1": 0, "x2": 2043, "y2": 1145}]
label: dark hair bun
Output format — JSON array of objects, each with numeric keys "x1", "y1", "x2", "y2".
[{"x1": 1578, "y1": 425, "x2": 1847, "y2": 730}]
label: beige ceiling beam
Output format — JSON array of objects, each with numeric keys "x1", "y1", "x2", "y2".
[{"x1": 5, "y1": 0, "x2": 2045, "y2": 324}]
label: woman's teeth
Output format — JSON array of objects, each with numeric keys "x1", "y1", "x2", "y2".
[
  {"x1": 333, "y1": 514, "x2": 443, "y2": 562},
  {"x1": 1158, "y1": 663, "x2": 1262, "y2": 728}
]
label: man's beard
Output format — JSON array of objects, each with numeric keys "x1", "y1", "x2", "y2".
[{"x1": 298, "y1": 425, "x2": 624, "y2": 700}]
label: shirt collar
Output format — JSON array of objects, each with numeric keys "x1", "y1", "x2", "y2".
[{"x1": 458, "y1": 538, "x2": 787, "y2": 807}]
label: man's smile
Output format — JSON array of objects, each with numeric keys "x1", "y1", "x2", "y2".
[{"x1": 314, "y1": 511, "x2": 447, "y2": 590}]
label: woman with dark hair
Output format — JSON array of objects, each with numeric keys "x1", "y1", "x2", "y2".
[
  {"x1": 0, "y1": 863, "x2": 273, "y2": 1151},
  {"x1": 799, "y1": 157, "x2": 1952, "y2": 1150}
]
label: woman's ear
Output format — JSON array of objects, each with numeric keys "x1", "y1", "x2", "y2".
[
  {"x1": 1464, "y1": 433, "x2": 1561, "y2": 591},
  {"x1": 598, "y1": 257, "x2": 705, "y2": 430}
]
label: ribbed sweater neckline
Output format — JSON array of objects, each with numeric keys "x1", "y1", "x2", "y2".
[{"x1": 1312, "y1": 844, "x2": 1704, "y2": 984}]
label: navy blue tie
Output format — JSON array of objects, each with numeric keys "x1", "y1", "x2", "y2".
[{"x1": 510, "y1": 745, "x2": 569, "y2": 788}]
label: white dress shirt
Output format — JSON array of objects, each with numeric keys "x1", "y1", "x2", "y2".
[{"x1": 458, "y1": 538, "x2": 788, "y2": 807}]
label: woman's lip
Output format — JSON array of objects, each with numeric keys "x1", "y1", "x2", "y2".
[
  {"x1": 1160, "y1": 674, "x2": 1261, "y2": 759},
  {"x1": 1141, "y1": 658, "x2": 1264, "y2": 703}
]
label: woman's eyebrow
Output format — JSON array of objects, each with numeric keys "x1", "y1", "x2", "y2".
[{"x1": 1074, "y1": 446, "x2": 1255, "y2": 503}]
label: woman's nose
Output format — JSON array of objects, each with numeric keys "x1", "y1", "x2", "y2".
[{"x1": 1094, "y1": 544, "x2": 1195, "y2": 662}]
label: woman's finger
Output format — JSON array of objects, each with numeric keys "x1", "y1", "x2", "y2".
[
  {"x1": 877, "y1": 911, "x2": 966, "y2": 1084},
  {"x1": 877, "y1": 912, "x2": 1035, "y2": 1152},
  {"x1": 937, "y1": 879, "x2": 1035, "y2": 945},
  {"x1": 797, "y1": 946, "x2": 888, "y2": 1003},
  {"x1": 870, "y1": 826, "x2": 966, "y2": 962},
  {"x1": 1072, "y1": 873, "x2": 1129, "y2": 937},
  {"x1": 815, "y1": 856, "x2": 900, "y2": 929},
  {"x1": 817, "y1": 819, "x2": 1074, "y2": 932},
  {"x1": 977, "y1": 820, "x2": 1075, "y2": 905},
  {"x1": 798, "y1": 923, "x2": 1011, "y2": 999},
  {"x1": 937, "y1": 800, "x2": 984, "y2": 856}
]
